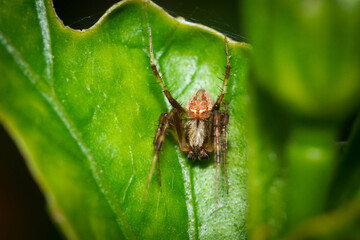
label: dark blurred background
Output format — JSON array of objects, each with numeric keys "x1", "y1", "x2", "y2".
[{"x1": 0, "y1": 0, "x2": 242, "y2": 239}]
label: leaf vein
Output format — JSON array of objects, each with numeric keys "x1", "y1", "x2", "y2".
[
  {"x1": 143, "y1": 4, "x2": 198, "y2": 238},
  {"x1": 177, "y1": 148, "x2": 198, "y2": 240},
  {"x1": 0, "y1": 31, "x2": 50, "y2": 95},
  {"x1": 35, "y1": 0, "x2": 54, "y2": 86}
]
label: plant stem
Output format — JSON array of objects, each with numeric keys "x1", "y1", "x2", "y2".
[{"x1": 285, "y1": 124, "x2": 336, "y2": 229}]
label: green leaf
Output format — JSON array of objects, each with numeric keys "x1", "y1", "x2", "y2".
[{"x1": 0, "y1": 0, "x2": 249, "y2": 239}]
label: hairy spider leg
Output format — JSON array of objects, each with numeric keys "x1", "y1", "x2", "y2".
[
  {"x1": 144, "y1": 109, "x2": 175, "y2": 199},
  {"x1": 202, "y1": 118, "x2": 214, "y2": 153},
  {"x1": 148, "y1": 26, "x2": 184, "y2": 113},
  {"x1": 152, "y1": 113, "x2": 168, "y2": 188},
  {"x1": 153, "y1": 113, "x2": 167, "y2": 147},
  {"x1": 213, "y1": 111, "x2": 229, "y2": 215},
  {"x1": 221, "y1": 111, "x2": 230, "y2": 194},
  {"x1": 172, "y1": 109, "x2": 191, "y2": 152},
  {"x1": 144, "y1": 109, "x2": 189, "y2": 199},
  {"x1": 212, "y1": 36, "x2": 231, "y2": 215},
  {"x1": 213, "y1": 36, "x2": 230, "y2": 111},
  {"x1": 213, "y1": 110, "x2": 222, "y2": 216},
  {"x1": 153, "y1": 110, "x2": 190, "y2": 153}
]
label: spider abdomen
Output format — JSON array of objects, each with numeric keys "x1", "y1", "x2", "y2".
[{"x1": 185, "y1": 119, "x2": 208, "y2": 150}]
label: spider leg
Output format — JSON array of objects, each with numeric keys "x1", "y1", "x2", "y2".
[
  {"x1": 213, "y1": 110, "x2": 222, "y2": 215},
  {"x1": 221, "y1": 111, "x2": 230, "y2": 194},
  {"x1": 203, "y1": 117, "x2": 214, "y2": 153},
  {"x1": 172, "y1": 110, "x2": 191, "y2": 152},
  {"x1": 154, "y1": 110, "x2": 189, "y2": 151},
  {"x1": 152, "y1": 113, "x2": 168, "y2": 189},
  {"x1": 153, "y1": 113, "x2": 167, "y2": 147},
  {"x1": 148, "y1": 25, "x2": 184, "y2": 113},
  {"x1": 213, "y1": 35, "x2": 231, "y2": 111},
  {"x1": 144, "y1": 109, "x2": 177, "y2": 199},
  {"x1": 151, "y1": 110, "x2": 190, "y2": 189}
]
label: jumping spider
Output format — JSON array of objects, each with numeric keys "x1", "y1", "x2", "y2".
[{"x1": 144, "y1": 26, "x2": 230, "y2": 214}]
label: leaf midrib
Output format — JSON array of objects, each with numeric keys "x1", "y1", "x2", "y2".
[{"x1": 149, "y1": 16, "x2": 199, "y2": 239}]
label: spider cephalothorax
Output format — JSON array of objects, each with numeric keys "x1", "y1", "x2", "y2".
[
  {"x1": 186, "y1": 89, "x2": 213, "y2": 119},
  {"x1": 144, "y1": 25, "x2": 231, "y2": 215}
]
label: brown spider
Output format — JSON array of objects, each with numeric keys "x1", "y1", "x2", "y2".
[{"x1": 144, "y1": 26, "x2": 230, "y2": 214}]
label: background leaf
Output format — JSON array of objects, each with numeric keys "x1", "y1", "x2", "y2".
[
  {"x1": 0, "y1": 0, "x2": 249, "y2": 239},
  {"x1": 243, "y1": 0, "x2": 360, "y2": 238}
]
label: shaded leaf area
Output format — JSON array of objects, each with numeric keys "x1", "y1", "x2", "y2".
[
  {"x1": 329, "y1": 115, "x2": 360, "y2": 209},
  {"x1": 247, "y1": 81, "x2": 360, "y2": 239},
  {"x1": 0, "y1": 0, "x2": 249, "y2": 239}
]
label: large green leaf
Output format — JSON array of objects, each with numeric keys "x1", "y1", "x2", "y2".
[{"x1": 0, "y1": 0, "x2": 249, "y2": 239}]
